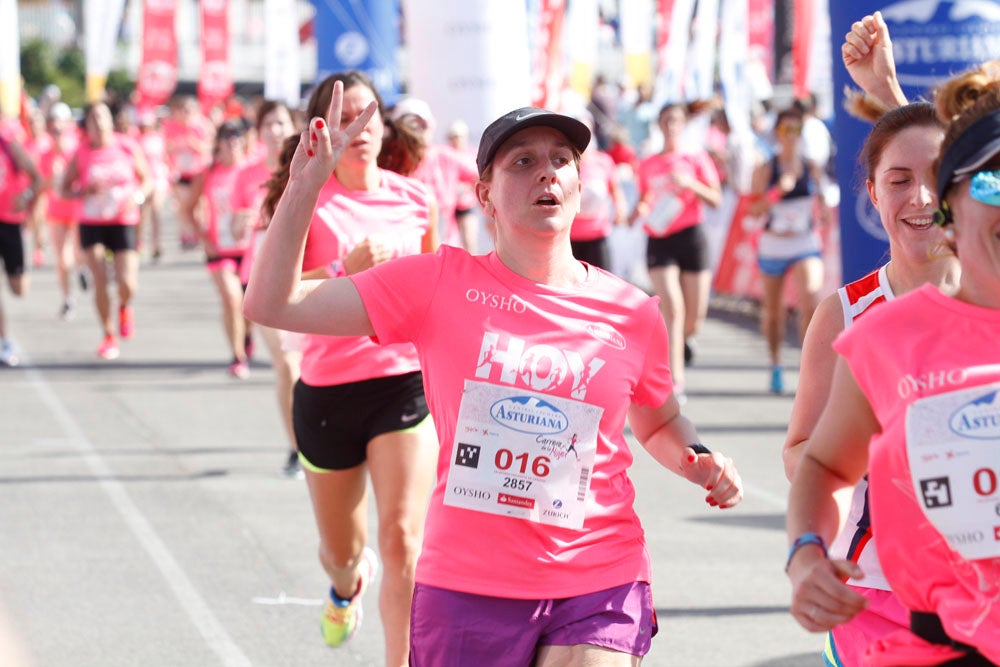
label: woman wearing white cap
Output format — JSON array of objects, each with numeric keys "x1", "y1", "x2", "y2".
[{"x1": 245, "y1": 84, "x2": 743, "y2": 666}]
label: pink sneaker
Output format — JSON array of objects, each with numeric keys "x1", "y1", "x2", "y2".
[
  {"x1": 228, "y1": 359, "x2": 250, "y2": 380},
  {"x1": 97, "y1": 334, "x2": 119, "y2": 360},
  {"x1": 32, "y1": 248, "x2": 46, "y2": 268},
  {"x1": 119, "y1": 306, "x2": 134, "y2": 339}
]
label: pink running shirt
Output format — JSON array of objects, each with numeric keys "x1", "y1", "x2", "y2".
[
  {"x1": 200, "y1": 161, "x2": 245, "y2": 257},
  {"x1": 834, "y1": 284, "x2": 1000, "y2": 665},
  {"x1": 162, "y1": 119, "x2": 211, "y2": 180},
  {"x1": 72, "y1": 134, "x2": 143, "y2": 226},
  {"x1": 0, "y1": 127, "x2": 31, "y2": 224},
  {"x1": 411, "y1": 144, "x2": 478, "y2": 247},
  {"x1": 39, "y1": 130, "x2": 80, "y2": 222},
  {"x1": 138, "y1": 130, "x2": 170, "y2": 196},
  {"x1": 571, "y1": 149, "x2": 618, "y2": 242},
  {"x1": 230, "y1": 159, "x2": 271, "y2": 285},
  {"x1": 352, "y1": 246, "x2": 674, "y2": 599},
  {"x1": 299, "y1": 169, "x2": 431, "y2": 387},
  {"x1": 636, "y1": 149, "x2": 718, "y2": 238}
]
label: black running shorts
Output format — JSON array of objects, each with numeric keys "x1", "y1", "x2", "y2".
[{"x1": 293, "y1": 371, "x2": 429, "y2": 471}]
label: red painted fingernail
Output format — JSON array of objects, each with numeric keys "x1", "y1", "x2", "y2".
[
  {"x1": 307, "y1": 149, "x2": 314, "y2": 157},
  {"x1": 316, "y1": 119, "x2": 325, "y2": 129},
  {"x1": 707, "y1": 498, "x2": 717, "y2": 506},
  {"x1": 706, "y1": 485, "x2": 713, "y2": 490},
  {"x1": 687, "y1": 454, "x2": 696, "y2": 463},
  {"x1": 311, "y1": 132, "x2": 317, "y2": 142}
]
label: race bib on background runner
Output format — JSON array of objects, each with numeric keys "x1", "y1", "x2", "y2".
[
  {"x1": 444, "y1": 380, "x2": 603, "y2": 530},
  {"x1": 906, "y1": 382, "x2": 1000, "y2": 561}
]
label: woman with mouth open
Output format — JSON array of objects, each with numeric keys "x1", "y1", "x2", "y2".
[{"x1": 244, "y1": 87, "x2": 744, "y2": 666}]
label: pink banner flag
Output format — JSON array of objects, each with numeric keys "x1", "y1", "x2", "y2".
[
  {"x1": 198, "y1": 0, "x2": 232, "y2": 113},
  {"x1": 136, "y1": 0, "x2": 178, "y2": 110},
  {"x1": 529, "y1": 0, "x2": 566, "y2": 109}
]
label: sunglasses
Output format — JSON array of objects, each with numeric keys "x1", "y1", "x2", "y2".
[
  {"x1": 933, "y1": 169, "x2": 1000, "y2": 225},
  {"x1": 777, "y1": 124, "x2": 802, "y2": 135},
  {"x1": 969, "y1": 168, "x2": 1000, "y2": 206}
]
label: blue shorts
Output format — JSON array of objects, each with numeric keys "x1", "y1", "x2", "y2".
[
  {"x1": 757, "y1": 251, "x2": 821, "y2": 277},
  {"x1": 409, "y1": 581, "x2": 657, "y2": 666}
]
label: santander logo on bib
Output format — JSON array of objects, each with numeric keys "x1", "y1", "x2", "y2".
[
  {"x1": 949, "y1": 390, "x2": 1000, "y2": 440},
  {"x1": 490, "y1": 396, "x2": 568, "y2": 435}
]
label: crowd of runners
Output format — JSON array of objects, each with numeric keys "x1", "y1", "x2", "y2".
[{"x1": 0, "y1": 9, "x2": 998, "y2": 667}]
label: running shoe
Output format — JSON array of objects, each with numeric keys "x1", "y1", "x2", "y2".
[
  {"x1": 119, "y1": 305, "x2": 135, "y2": 339},
  {"x1": 32, "y1": 247, "x2": 46, "y2": 268},
  {"x1": 78, "y1": 270, "x2": 90, "y2": 291},
  {"x1": 684, "y1": 338, "x2": 696, "y2": 366},
  {"x1": 0, "y1": 339, "x2": 19, "y2": 367},
  {"x1": 97, "y1": 334, "x2": 120, "y2": 360},
  {"x1": 769, "y1": 366, "x2": 783, "y2": 395},
  {"x1": 59, "y1": 300, "x2": 75, "y2": 321},
  {"x1": 228, "y1": 358, "x2": 250, "y2": 380},
  {"x1": 244, "y1": 334, "x2": 255, "y2": 362},
  {"x1": 321, "y1": 547, "x2": 379, "y2": 648},
  {"x1": 282, "y1": 450, "x2": 303, "y2": 478}
]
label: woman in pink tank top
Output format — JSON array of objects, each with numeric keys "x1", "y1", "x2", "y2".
[{"x1": 786, "y1": 59, "x2": 1000, "y2": 666}]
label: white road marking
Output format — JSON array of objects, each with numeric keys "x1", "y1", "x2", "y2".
[{"x1": 22, "y1": 361, "x2": 252, "y2": 667}]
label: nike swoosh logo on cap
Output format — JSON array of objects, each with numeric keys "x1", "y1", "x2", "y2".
[{"x1": 514, "y1": 111, "x2": 544, "y2": 122}]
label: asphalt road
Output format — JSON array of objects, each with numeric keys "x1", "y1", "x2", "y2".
[{"x1": 0, "y1": 233, "x2": 823, "y2": 666}]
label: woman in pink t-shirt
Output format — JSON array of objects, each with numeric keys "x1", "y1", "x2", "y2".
[
  {"x1": 245, "y1": 88, "x2": 744, "y2": 667},
  {"x1": 570, "y1": 111, "x2": 627, "y2": 272},
  {"x1": 61, "y1": 102, "x2": 150, "y2": 360},
  {"x1": 255, "y1": 73, "x2": 440, "y2": 667},
  {"x1": 633, "y1": 103, "x2": 722, "y2": 400},
  {"x1": 39, "y1": 103, "x2": 83, "y2": 319},
  {"x1": 786, "y1": 63, "x2": 1000, "y2": 666},
  {"x1": 136, "y1": 109, "x2": 170, "y2": 263},
  {"x1": 0, "y1": 124, "x2": 42, "y2": 366},
  {"x1": 163, "y1": 95, "x2": 212, "y2": 250},
  {"x1": 182, "y1": 120, "x2": 249, "y2": 378},
  {"x1": 231, "y1": 99, "x2": 302, "y2": 475}
]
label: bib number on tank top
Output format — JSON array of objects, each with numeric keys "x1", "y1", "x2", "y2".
[
  {"x1": 906, "y1": 381, "x2": 1000, "y2": 561},
  {"x1": 444, "y1": 379, "x2": 603, "y2": 530}
]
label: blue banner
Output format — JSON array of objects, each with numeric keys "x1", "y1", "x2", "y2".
[
  {"x1": 830, "y1": 0, "x2": 1000, "y2": 282},
  {"x1": 310, "y1": 0, "x2": 401, "y2": 104}
]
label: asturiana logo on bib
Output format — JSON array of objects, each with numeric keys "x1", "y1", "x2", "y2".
[
  {"x1": 490, "y1": 396, "x2": 568, "y2": 435},
  {"x1": 949, "y1": 390, "x2": 1000, "y2": 440}
]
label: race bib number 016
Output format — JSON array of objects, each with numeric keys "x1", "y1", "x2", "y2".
[
  {"x1": 444, "y1": 380, "x2": 603, "y2": 529},
  {"x1": 906, "y1": 382, "x2": 1000, "y2": 561}
]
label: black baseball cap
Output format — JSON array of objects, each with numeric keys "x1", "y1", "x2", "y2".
[{"x1": 476, "y1": 107, "x2": 591, "y2": 177}]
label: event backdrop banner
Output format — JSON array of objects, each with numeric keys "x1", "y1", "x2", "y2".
[
  {"x1": 830, "y1": 0, "x2": 1000, "y2": 282},
  {"x1": 402, "y1": 0, "x2": 530, "y2": 145},
  {"x1": 311, "y1": 0, "x2": 400, "y2": 105}
]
